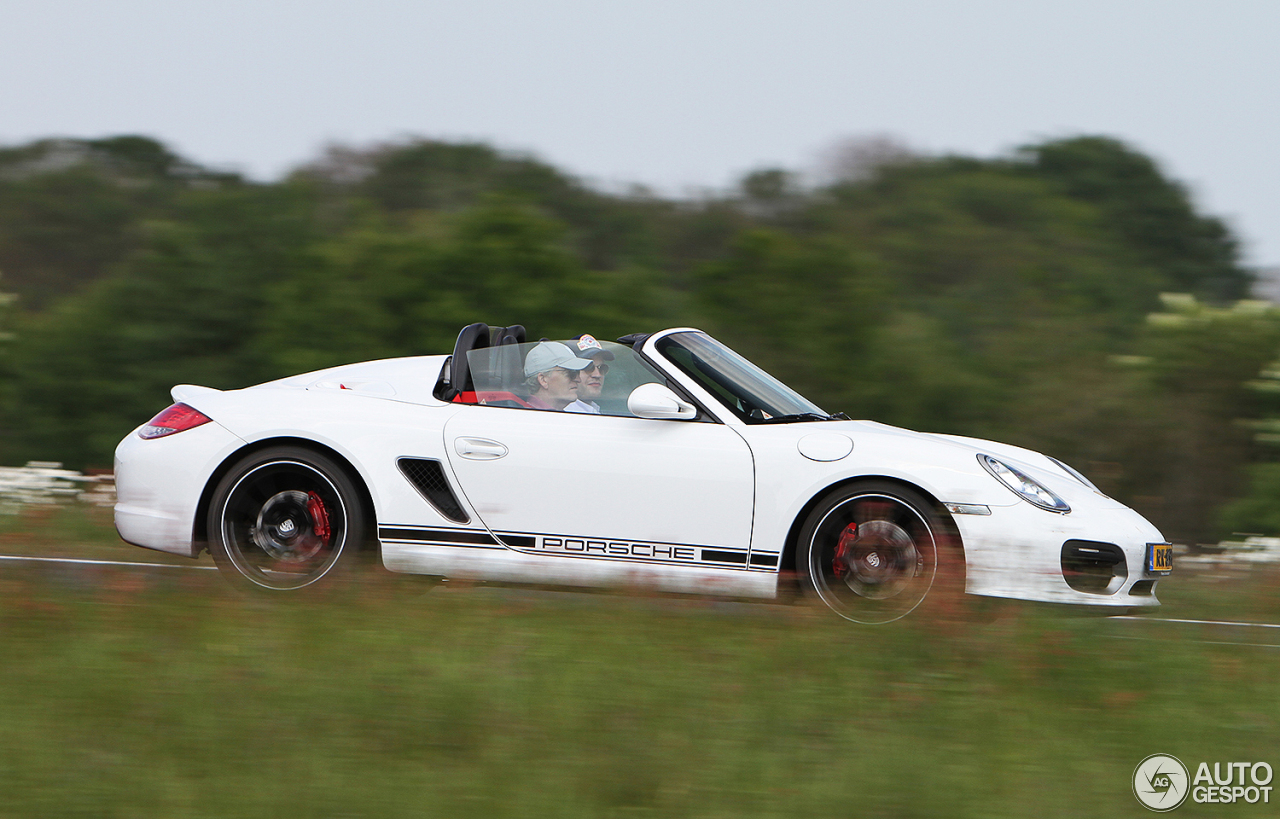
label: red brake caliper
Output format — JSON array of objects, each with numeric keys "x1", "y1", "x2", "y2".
[
  {"x1": 306, "y1": 492, "x2": 331, "y2": 542},
  {"x1": 833, "y1": 523, "x2": 857, "y2": 578}
]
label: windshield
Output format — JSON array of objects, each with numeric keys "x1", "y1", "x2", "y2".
[{"x1": 655, "y1": 332, "x2": 831, "y2": 423}]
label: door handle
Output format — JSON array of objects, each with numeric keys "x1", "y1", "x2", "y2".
[{"x1": 455, "y1": 437, "x2": 509, "y2": 460}]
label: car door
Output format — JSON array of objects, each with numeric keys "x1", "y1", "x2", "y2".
[{"x1": 442, "y1": 405, "x2": 755, "y2": 568}]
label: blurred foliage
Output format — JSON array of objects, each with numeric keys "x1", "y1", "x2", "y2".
[
  {"x1": 0, "y1": 133, "x2": 1273, "y2": 543},
  {"x1": 1220, "y1": 464, "x2": 1280, "y2": 537},
  {"x1": 1023, "y1": 137, "x2": 1249, "y2": 303},
  {"x1": 1219, "y1": 348, "x2": 1280, "y2": 536},
  {"x1": 0, "y1": 136, "x2": 237, "y2": 310},
  {"x1": 0, "y1": 272, "x2": 16, "y2": 449},
  {"x1": 1104, "y1": 296, "x2": 1280, "y2": 542},
  {"x1": 0, "y1": 271, "x2": 13, "y2": 341}
]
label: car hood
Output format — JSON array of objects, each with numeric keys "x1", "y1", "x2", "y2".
[
  {"x1": 831, "y1": 420, "x2": 1082, "y2": 477},
  {"x1": 744, "y1": 418, "x2": 1113, "y2": 510}
]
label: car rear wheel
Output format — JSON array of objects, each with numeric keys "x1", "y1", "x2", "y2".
[
  {"x1": 208, "y1": 446, "x2": 365, "y2": 592},
  {"x1": 797, "y1": 481, "x2": 958, "y2": 623}
]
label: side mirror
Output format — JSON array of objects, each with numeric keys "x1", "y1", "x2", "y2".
[{"x1": 627, "y1": 383, "x2": 698, "y2": 420}]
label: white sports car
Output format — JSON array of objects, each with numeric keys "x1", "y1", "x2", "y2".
[{"x1": 113, "y1": 323, "x2": 1172, "y2": 622}]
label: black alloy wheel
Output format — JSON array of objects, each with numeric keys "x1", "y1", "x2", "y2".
[
  {"x1": 797, "y1": 481, "x2": 959, "y2": 623},
  {"x1": 208, "y1": 446, "x2": 365, "y2": 591}
]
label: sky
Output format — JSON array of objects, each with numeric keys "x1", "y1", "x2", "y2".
[{"x1": 3, "y1": 0, "x2": 1278, "y2": 268}]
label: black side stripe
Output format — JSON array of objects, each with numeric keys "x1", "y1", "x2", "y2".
[
  {"x1": 377, "y1": 528, "x2": 536, "y2": 549},
  {"x1": 379, "y1": 528, "x2": 497, "y2": 546},
  {"x1": 701, "y1": 550, "x2": 748, "y2": 565}
]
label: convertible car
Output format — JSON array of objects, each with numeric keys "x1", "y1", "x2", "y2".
[{"x1": 113, "y1": 323, "x2": 1172, "y2": 622}]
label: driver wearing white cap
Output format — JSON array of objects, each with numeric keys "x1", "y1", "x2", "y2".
[{"x1": 522, "y1": 341, "x2": 592, "y2": 410}]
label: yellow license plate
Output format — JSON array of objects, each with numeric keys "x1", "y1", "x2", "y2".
[{"x1": 1147, "y1": 543, "x2": 1173, "y2": 574}]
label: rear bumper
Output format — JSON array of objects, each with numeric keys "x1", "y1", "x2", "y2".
[{"x1": 113, "y1": 421, "x2": 245, "y2": 558}]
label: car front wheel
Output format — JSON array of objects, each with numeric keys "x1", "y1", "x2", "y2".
[
  {"x1": 797, "y1": 481, "x2": 958, "y2": 623},
  {"x1": 208, "y1": 446, "x2": 365, "y2": 591}
]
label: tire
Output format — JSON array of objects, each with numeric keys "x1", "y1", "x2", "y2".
[
  {"x1": 207, "y1": 446, "x2": 366, "y2": 592},
  {"x1": 796, "y1": 481, "x2": 960, "y2": 623}
]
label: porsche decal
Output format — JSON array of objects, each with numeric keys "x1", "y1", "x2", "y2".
[
  {"x1": 378, "y1": 525, "x2": 780, "y2": 570},
  {"x1": 537, "y1": 536, "x2": 698, "y2": 562}
]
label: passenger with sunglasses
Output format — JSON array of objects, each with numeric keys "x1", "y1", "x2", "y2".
[
  {"x1": 565, "y1": 334, "x2": 614, "y2": 414},
  {"x1": 522, "y1": 341, "x2": 592, "y2": 410}
]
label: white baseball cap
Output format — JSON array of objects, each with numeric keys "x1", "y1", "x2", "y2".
[
  {"x1": 572, "y1": 333, "x2": 615, "y2": 361},
  {"x1": 524, "y1": 341, "x2": 593, "y2": 377}
]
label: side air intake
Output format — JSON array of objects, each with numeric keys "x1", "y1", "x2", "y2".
[{"x1": 397, "y1": 458, "x2": 470, "y2": 524}]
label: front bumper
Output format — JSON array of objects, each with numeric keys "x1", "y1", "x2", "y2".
[{"x1": 953, "y1": 497, "x2": 1167, "y2": 608}]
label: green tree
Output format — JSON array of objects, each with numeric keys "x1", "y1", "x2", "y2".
[
  {"x1": 1104, "y1": 295, "x2": 1280, "y2": 543},
  {"x1": 791, "y1": 159, "x2": 1167, "y2": 444},
  {"x1": 0, "y1": 273, "x2": 15, "y2": 449},
  {"x1": 1022, "y1": 136, "x2": 1250, "y2": 303},
  {"x1": 1219, "y1": 355, "x2": 1280, "y2": 536},
  {"x1": 1219, "y1": 464, "x2": 1280, "y2": 537},
  {"x1": 295, "y1": 139, "x2": 677, "y2": 273},
  {"x1": 0, "y1": 136, "x2": 229, "y2": 310},
  {"x1": 0, "y1": 271, "x2": 13, "y2": 343},
  {"x1": 1, "y1": 180, "x2": 321, "y2": 468},
  {"x1": 258, "y1": 198, "x2": 680, "y2": 378},
  {"x1": 689, "y1": 228, "x2": 888, "y2": 416}
]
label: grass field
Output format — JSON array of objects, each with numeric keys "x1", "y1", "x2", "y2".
[{"x1": 1, "y1": 504, "x2": 1277, "y2": 817}]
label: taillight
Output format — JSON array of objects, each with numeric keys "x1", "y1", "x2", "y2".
[{"x1": 138, "y1": 403, "x2": 213, "y2": 439}]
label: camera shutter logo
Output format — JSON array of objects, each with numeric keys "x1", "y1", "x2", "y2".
[{"x1": 1134, "y1": 754, "x2": 1190, "y2": 811}]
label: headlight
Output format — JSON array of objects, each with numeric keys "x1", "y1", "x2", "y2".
[{"x1": 979, "y1": 455, "x2": 1071, "y2": 513}]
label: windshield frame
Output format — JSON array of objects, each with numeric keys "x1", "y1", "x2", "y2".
[{"x1": 652, "y1": 331, "x2": 831, "y2": 424}]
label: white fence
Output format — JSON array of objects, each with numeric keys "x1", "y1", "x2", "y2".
[
  {"x1": 1180, "y1": 537, "x2": 1280, "y2": 566},
  {"x1": 0, "y1": 462, "x2": 116, "y2": 515}
]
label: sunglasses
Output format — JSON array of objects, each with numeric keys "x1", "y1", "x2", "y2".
[{"x1": 580, "y1": 362, "x2": 609, "y2": 375}]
